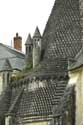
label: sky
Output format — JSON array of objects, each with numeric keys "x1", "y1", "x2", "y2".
[{"x1": 0, "y1": 0, "x2": 55, "y2": 52}]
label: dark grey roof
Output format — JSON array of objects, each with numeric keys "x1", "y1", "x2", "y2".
[
  {"x1": 68, "y1": 49, "x2": 83, "y2": 70},
  {"x1": 0, "y1": 43, "x2": 25, "y2": 71},
  {"x1": 27, "y1": 0, "x2": 82, "y2": 77},
  {"x1": 53, "y1": 85, "x2": 75, "y2": 116},
  {"x1": 25, "y1": 34, "x2": 32, "y2": 45},
  {"x1": 8, "y1": 80, "x2": 67, "y2": 118},
  {"x1": 2, "y1": 58, "x2": 12, "y2": 71},
  {"x1": 0, "y1": 86, "x2": 11, "y2": 117},
  {"x1": 33, "y1": 27, "x2": 41, "y2": 38},
  {"x1": 26, "y1": 58, "x2": 68, "y2": 78},
  {"x1": 42, "y1": 0, "x2": 82, "y2": 59}
]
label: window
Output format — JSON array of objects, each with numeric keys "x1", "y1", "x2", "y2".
[
  {"x1": 29, "y1": 46, "x2": 31, "y2": 52},
  {"x1": 7, "y1": 73, "x2": 9, "y2": 83},
  {"x1": 26, "y1": 47, "x2": 28, "y2": 54}
]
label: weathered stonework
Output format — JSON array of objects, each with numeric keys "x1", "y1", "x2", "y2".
[{"x1": 69, "y1": 68, "x2": 83, "y2": 125}]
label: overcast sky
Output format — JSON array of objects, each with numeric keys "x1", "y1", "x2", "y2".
[{"x1": 0, "y1": 0, "x2": 55, "y2": 52}]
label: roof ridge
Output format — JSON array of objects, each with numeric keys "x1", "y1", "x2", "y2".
[{"x1": 0, "y1": 43, "x2": 25, "y2": 58}]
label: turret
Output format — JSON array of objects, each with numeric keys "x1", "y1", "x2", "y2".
[
  {"x1": 33, "y1": 27, "x2": 42, "y2": 68},
  {"x1": 25, "y1": 33, "x2": 33, "y2": 63}
]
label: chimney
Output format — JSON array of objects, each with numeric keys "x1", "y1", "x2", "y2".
[{"x1": 13, "y1": 33, "x2": 22, "y2": 51}]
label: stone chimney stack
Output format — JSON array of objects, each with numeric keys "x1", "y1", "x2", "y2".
[{"x1": 13, "y1": 33, "x2": 22, "y2": 51}]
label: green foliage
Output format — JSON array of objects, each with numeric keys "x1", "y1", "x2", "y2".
[{"x1": 11, "y1": 59, "x2": 33, "y2": 81}]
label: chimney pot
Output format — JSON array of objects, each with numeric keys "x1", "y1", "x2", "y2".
[{"x1": 16, "y1": 33, "x2": 18, "y2": 37}]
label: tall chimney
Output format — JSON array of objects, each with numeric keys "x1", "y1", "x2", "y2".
[{"x1": 13, "y1": 33, "x2": 22, "y2": 51}]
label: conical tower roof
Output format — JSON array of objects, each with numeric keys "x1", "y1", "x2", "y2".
[
  {"x1": 42, "y1": 0, "x2": 82, "y2": 59},
  {"x1": 25, "y1": 34, "x2": 32, "y2": 45},
  {"x1": 2, "y1": 58, "x2": 12, "y2": 71},
  {"x1": 33, "y1": 26, "x2": 41, "y2": 38}
]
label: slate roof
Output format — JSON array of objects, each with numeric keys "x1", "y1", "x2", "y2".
[
  {"x1": 42, "y1": 0, "x2": 82, "y2": 59},
  {"x1": 0, "y1": 43, "x2": 25, "y2": 71},
  {"x1": 0, "y1": 86, "x2": 11, "y2": 117},
  {"x1": 53, "y1": 85, "x2": 75, "y2": 116},
  {"x1": 28, "y1": 0, "x2": 82, "y2": 77},
  {"x1": 68, "y1": 49, "x2": 83, "y2": 70},
  {"x1": 26, "y1": 58, "x2": 68, "y2": 78},
  {"x1": 8, "y1": 80, "x2": 67, "y2": 118},
  {"x1": 2, "y1": 58, "x2": 12, "y2": 71}
]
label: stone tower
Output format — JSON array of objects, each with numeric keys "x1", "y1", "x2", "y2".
[
  {"x1": 25, "y1": 33, "x2": 33, "y2": 63},
  {"x1": 33, "y1": 27, "x2": 42, "y2": 68}
]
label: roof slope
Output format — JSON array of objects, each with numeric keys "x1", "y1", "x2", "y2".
[
  {"x1": 53, "y1": 85, "x2": 75, "y2": 116},
  {"x1": 53, "y1": 85, "x2": 75, "y2": 125},
  {"x1": 0, "y1": 43, "x2": 25, "y2": 71},
  {"x1": 0, "y1": 86, "x2": 11, "y2": 118},
  {"x1": 42, "y1": 0, "x2": 82, "y2": 59},
  {"x1": 8, "y1": 80, "x2": 67, "y2": 119},
  {"x1": 27, "y1": 58, "x2": 68, "y2": 78},
  {"x1": 27, "y1": 0, "x2": 82, "y2": 77},
  {"x1": 2, "y1": 58, "x2": 12, "y2": 71}
]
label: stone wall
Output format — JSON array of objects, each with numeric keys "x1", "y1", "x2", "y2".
[{"x1": 69, "y1": 68, "x2": 83, "y2": 125}]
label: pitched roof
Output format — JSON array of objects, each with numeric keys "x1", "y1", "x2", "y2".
[
  {"x1": 0, "y1": 43, "x2": 25, "y2": 71},
  {"x1": 0, "y1": 43, "x2": 25, "y2": 59},
  {"x1": 8, "y1": 80, "x2": 67, "y2": 119}
]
